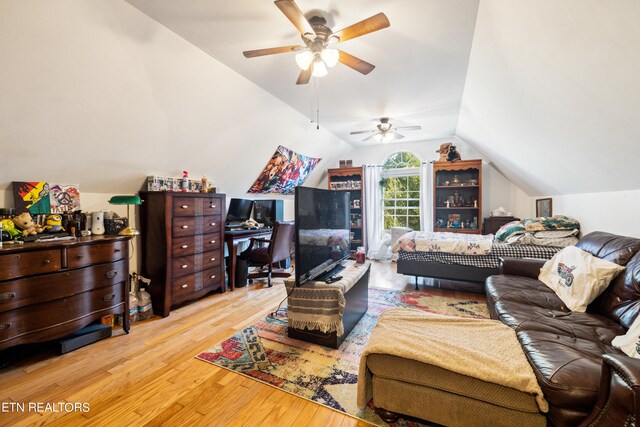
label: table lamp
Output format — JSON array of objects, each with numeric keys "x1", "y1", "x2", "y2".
[{"x1": 108, "y1": 195, "x2": 142, "y2": 236}]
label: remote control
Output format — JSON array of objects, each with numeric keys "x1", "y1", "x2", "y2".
[{"x1": 325, "y1": 275, "x2": 343, "y2": 284}]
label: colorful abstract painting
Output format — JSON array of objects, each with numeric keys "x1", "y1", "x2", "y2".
[
  {"x1": 12, "y1": 182, "x2": 50, "y2": 214},
  {"x1": 49, "y1": 184, "x2": 81, "y2": 214},
  {"x1": 248, "y1": 145, "x2": 321, "y2": 194}
]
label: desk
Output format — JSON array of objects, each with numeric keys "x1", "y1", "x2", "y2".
[{"x1": 224, "y1": 228, "x2": 272, "y2": 291}]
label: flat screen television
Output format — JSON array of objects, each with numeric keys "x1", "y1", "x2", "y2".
[
  {"x1": 295, "y1": 187, "x2": 350, "y2": 285},
  {"x1": 226, "y1": 198, "x2": 254, "y2": 224}
]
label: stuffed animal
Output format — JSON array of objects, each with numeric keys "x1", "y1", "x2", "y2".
[
  {"x1": 447, "y1": 145, "x2": 461, "y2": 162},
  {"x1": 44, "y1": 214, "x2": 65, "y2": 233},
  {"x1": 1, "y1": 219, "x2": 22, "y2": 240},
  {"x1": 435, "y1": 143, "x2": 452, "y2": 162},
  {"x1": 12, "y1": 212, "x2": 44, "y2": 236}
]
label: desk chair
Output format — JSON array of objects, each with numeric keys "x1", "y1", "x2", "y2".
[{"x1": 243, "y1": 221, "x2": 295, "y2": 287}]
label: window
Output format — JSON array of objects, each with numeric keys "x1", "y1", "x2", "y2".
[{"x1": 382, "y1": 152, "x2": 421, "y2": 230}]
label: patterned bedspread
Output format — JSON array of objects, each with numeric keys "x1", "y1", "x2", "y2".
[
  {"x1": 394, "y1": 231, "x2": 494, "y2": 255},
  {"x1": 398, "y1": 243, "x2": 561, "y2": 269}
]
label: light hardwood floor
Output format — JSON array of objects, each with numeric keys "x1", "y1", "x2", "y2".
[{"x1": 0, "y1": 261, "x2": 485, "y2": 427}]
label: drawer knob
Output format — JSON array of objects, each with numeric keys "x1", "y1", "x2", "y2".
[
  {"x1": 210, "y1": 240, "x2": 216, "y2": 244},
  {"x1": 103, "y1": 293, "x2": 115, "y2": 301},
  {"x1": 210, "y1": 275, "x2": 216, "y2": 279},
  {"x1": 114, "y1": 249, "x2": 121, "y2": 253},
  {"x1": 210, "y1": 204, "x2": 216, "y2": 208},
  {"x1": 210, "y1": 223, "x2": 216, "y2": 226},
  {"x1": 181, "y1": 244, "x2": 188, "y2": 249},
  {"x1": 0, "y1": 323, "x2": 10, "y2": 332},
  {"x1": 181, "y1": 205, "x2": 189, "y2": 209},
  {"x1": 76, "y1": 255, "x2": 85, "y2": 259},
  {"x1": 210, "y1": 257, "x2": 216, "y2": 262},
  {"x1": 106, "y1": 270, "x2": 118, "y2": 279},
  {"x1": 181, "y1": 284, "x2": 188, "y2": 289},
  {"x1": 0, "y1": 292, "x2": 16, "y2": 302},
  {"x1": 181, "y1": 264, "x2": 188, "y2": 269},
  {"x1": 43, "y1": 259, "x2": 51, "y2": 264},
  {"x1": 181, "y1": 225, "x2": 189, "y2": 229}
]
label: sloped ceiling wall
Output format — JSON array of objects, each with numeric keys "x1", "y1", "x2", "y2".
[
  {"x1": 456, "y1": 0, "x2": 640, "y2": 196},
  {"x1": 0, "y1": 0, "x2": 349, "y2": 203}
]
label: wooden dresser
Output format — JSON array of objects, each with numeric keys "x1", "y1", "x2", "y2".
[
  {"x1": 139, "y1": 192, "x2": 226, "y2": 317},
  {"x1": 0, "y1": 235, "x2": 132, "y2": 352}
]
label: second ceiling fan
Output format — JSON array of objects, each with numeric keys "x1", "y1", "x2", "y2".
[
  {"x1": 351, "y1": 118, "x2": 422, "y2": 143},
  {"x1": 243, "y1": 0, "x2": 390, "y2": 84}
]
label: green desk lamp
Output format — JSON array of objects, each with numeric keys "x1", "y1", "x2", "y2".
[{"x1": 108, "y1": 195, "x2": 142, "y2": 236}]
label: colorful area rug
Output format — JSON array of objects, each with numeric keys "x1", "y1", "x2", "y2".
[{"x1": 196, "y1": 288, "x2": 489, "y2": 426}]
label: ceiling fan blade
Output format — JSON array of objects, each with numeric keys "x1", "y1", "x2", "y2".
[
  {"x1": 243, "y1": 45, "x2": 304, "y2": 58},
  {"x1": 338, "y1": 51, "x2": 375, "y2": 75},
  {"x1": 333, "y1": 12, "x2": 390, "y2": 43},
  {"x1": 395, "y1": 125, "x2": 422, "y2": 131},
  {"x1": 350, "y1": 130, "x2": 375, "y2": 135},
  {"x1": 274, "y1": 0, "x2": 316, "y2": 37},
  {"x1": 363, "y1": 134, "x2": 377, "y2": 142},
  {"x1": 394, "y1": 133, "x2": 406, "y2": 140},
  {"x1": 296, "y1": 63, "x2": 313, "y2": 85}
]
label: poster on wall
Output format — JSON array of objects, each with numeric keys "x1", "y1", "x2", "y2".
[
  {"x1": 12, "y1": 181, "x2": 51, "y2": 214},
  {"x1": 49, "y1": 184, "x2": 81, "y2": 214},
  {"x1": 248, "y1": 145, "x2": 321, "y2": 195}
]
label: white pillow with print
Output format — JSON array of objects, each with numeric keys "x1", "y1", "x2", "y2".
[
  {"x1": 612, "y1": 315, "x2": 640, "y2": 359},
  {"x1": 538, "y1": 246, "x2": 625, "y2": 312}
]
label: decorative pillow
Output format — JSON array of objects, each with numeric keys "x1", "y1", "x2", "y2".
[
  {"x1": 523, "y1": 215, "x2": 580, "y2": 232},
  {"x1": 612, "y1": 315, "x2": 640, "y2": 359},
  {"x1": 495, "y1": 221, "x2": 526, "y2": 242},
  {"x1": 538, "y1": 246, "x2": 625, "y2": 312}
]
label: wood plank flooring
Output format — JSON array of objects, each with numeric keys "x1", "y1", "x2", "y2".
[{"x1": 0, "y1": 261, "x2": 485, "y2": 426}]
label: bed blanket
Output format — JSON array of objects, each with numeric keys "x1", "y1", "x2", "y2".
[
  {"x1": 394, "y1": 231, "x2": 494, "y2": 255},
  {"x1": 357, "y1": 308, "x2": 548, "y2": 412}
]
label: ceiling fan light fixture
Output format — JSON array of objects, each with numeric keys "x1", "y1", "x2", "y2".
[
  {"x1": 320, "y1": 48, "x2": 339, "y2": 67},
  {"x1": 382, "y1": 132, "x2": 395, "y2": 143},
  {"x1": 312, "y1": 59, "x2": 328, "y2": 77},
  {"x1": 295, "y1": 50, "x2": 314, "y2": 70}
]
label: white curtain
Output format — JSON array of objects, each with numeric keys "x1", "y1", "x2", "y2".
[
  {"x1": 419, "y1": 161, "x2": 433, "y2": 231},
  {"x1": 364, "y1": 165, "x2": 383, "y2": 257}
]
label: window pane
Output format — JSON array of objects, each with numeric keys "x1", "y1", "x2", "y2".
[
  {"x1": 408, "y1": 199, "x2": 420, "y2": 207},
  {"x1": 408, "y1": 216, "x2": 421, "y2": 230}
]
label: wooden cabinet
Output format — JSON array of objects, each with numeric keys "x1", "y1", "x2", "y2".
[
  {"x1": 433, "y1": 159, "x2": 482, "y2": 234},
  {"x1": 328, "y1": 167, "x2": 366, "y2": 256},
  {"x1": 0, "y1": 236, "x2": 132, "y2": 352},
  {"x1": 139, "y1": 192, "x2": 226, "y2": 317}
]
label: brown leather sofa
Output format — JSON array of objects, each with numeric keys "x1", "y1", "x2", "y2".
[{"x1": 486, "y1": 231, "x2": 640, "y2": 426}]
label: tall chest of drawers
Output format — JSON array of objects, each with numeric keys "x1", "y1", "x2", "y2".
[
  {"x1": 0, "y1": 236, "x2": 132, "y2": 352},
  {"x1": 139, "y1": 192, "x2": 226, "y2": 317}
]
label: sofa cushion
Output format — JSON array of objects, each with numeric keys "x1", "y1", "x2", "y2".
[
  {"x1": 517, "y1": 330, "x2": 625, "y2": 412},
  {"x1": 576, "y1": 231, "x2": 640, "y2": 265},
  {"x1": 486, "y1": 275, "x2": 568, "y2": 312},
  {"x1": 494, "y1": 300, "x2": 626, "y2": 343}
]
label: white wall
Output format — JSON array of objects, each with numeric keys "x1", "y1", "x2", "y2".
[
  {"x1": 536, "y1": 190, "x2": 640, "y2": 238},
  {"x1": 341, "y1": 137, "x2": 532, "y2": 220},
  {"x1": 0, "y1": 0, "x2": 351, "y2": 222}
]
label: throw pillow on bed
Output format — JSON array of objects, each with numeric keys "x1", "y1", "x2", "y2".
[
  {"x1": 538, "y1": 246, "x2": 625, "y2": 312},
  {"x1": 612, "y1": 315, "x2": 640, "y2": 359},
  {"x1": 495, "y1": 221, "x2": 526, "y2": 242}
]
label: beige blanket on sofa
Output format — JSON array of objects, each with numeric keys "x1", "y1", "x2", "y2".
[{"x1": 357, "y1": 308, "x2": 548, "y2": 412}]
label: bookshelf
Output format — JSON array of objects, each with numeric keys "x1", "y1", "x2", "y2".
[
  {"x1": 328, "y1": 166, "x2": 366, "y2": 256},
  {"x1": 433, "y1": 159, "x2": 482, "y2": 234}
]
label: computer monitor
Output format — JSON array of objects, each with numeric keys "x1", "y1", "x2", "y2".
[
  {"x1": 226, "y1": 198, "x2": 253, "y2": 224},
  {"x1": 253, "y1": 200, "x2": 284, "y2": 228}
]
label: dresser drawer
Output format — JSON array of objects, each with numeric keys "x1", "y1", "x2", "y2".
[
  {"x1": 0, "y1": 259, "x2": 127, "y2": 312},
  {"x1": 67, "y1": 240, "x2": 128, "y2": 268},
  {"x1": 172, "y1": 197, "x2": 222, "y2": 217},
  {"x1": 172, "y1": 233, "x2": 221, "y2": 257},
  {"x1": 0, "y1": 250, "x2": 62, "y2": 281},
  {"x1": 172, "y1": 216, "x2": 221, "y2": 238},
  {"x1": 0, "y1": 283, "x2": 125, "y2": 347},
  {"x1": 172, "y1": 251, "x2": 221, "y2": 278},
  {"x1": 172, "y1": 267, "x2": 222, "y2": 299}
]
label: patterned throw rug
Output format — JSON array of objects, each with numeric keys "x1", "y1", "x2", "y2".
[{"x1": 196, "y1": 288, "x2": 489, "y2": 426}]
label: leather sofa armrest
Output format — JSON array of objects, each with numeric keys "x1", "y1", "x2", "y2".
[
  {"x1": 498, "y1": 257, "x2": 546, "y2": 279},
  {"x1": 580, "y1": 354, "x2": 640, "y2": 426}
]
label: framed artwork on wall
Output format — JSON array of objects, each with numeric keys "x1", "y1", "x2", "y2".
[{"x1": 536, "y1": 198, "x2": 552, "y2": 217}]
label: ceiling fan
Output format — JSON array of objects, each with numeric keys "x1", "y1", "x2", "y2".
[
  {"x1": 350, "y1": 118, "x2": 422, "y2": 143},
  {"x1": 243, "y1": 0, "x2": 390, "y2": 85}
]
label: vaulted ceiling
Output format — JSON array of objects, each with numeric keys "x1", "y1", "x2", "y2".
[{"x1": 126, "y1": 0, "x2": 640, "y2": 197}]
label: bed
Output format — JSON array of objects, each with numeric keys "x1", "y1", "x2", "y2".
[{"x1": 394, "y1": 230, "x2": 569, "y2": 292}]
